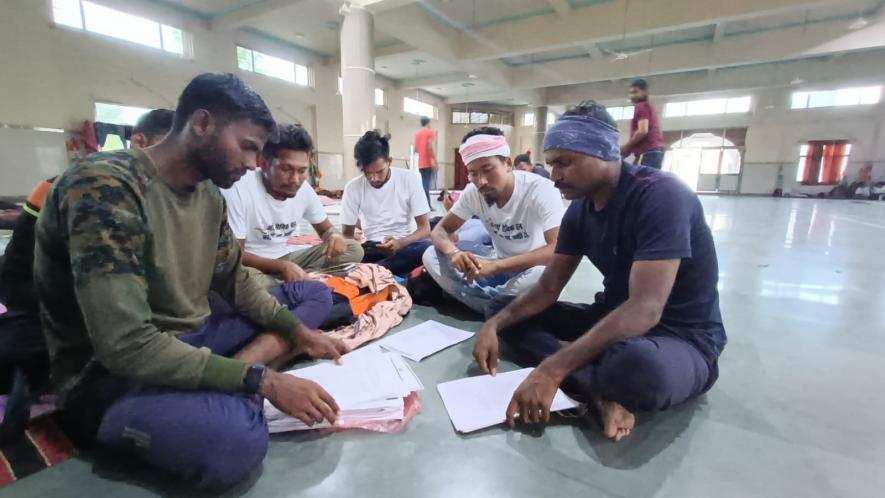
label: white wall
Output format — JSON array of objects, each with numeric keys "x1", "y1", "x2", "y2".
[
  {"x1": 0, "y1": 0, "x2": 449, "y2": 194},
  {"x1": 611, "y1": 87, "x2": 885, "y2": 195}
]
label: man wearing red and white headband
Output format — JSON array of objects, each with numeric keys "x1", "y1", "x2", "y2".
[{"x1": 424, "y1": 127, "x2": 564, "y2": 314}]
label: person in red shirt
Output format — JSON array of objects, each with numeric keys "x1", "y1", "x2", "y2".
[
  {"x1": 620, "y1": 78, "x2": 667, "y2": 169},
  {"x1": 413, "y1": 116, "x2": 437, "y2": 209}
]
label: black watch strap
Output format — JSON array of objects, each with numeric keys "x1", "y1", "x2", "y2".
[{"x1": 243, "y1": 363, "x2": 268, "y2": 394}]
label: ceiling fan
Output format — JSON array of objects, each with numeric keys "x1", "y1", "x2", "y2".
[{"x1": 600, "y1": 46, "x2": 653, "y2": 61}]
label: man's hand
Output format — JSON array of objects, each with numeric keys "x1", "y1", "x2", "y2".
[
  {"x1": 323, "y1": 232, "x2": 348, "y2": 259},
  {"x1": 378, "y1": 236, "x2": 403, "y2": 257},
  {"x1": 259, "y1": 370, "x2": 339, "y2": 427},
  {"x1": 465, "y1": 257, "x2": 500, "y2": 284},
  {"x1": 449, "y1": 250, "x2": 482, "y2": 276},
  {"x1": 294, "y1": 325, "x2": 349, "y2": 362},
  {"x1": 505, "y1": 366, "x2": 564, "y2": 428},
  {"x1": 275, "y1": 260, "x2": 308, "y2": 282},
  {"x1": 473, "y1": 324, "x2": 500, "y2": 376}
]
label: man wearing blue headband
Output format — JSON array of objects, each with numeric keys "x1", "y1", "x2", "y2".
[{"x1": 475, "y1": 100, "x2": 726, "y2": 441}]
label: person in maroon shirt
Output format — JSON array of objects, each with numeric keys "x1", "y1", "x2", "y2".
[{"x1": 620, "y1": 78, "x2": 667, "y2": 169}]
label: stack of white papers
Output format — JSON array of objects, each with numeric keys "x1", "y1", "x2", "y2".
[
  {"x1": 265, "y1": 346, "x2": 423, "y2": 432},
  {"x1": 437, "y1": 368, "x2": 579, "y2": 433},
  {"x1": 379, "y1": 320, "x2": 474, "y2": 361}
]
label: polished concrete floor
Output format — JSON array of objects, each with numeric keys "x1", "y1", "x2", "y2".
[{"x1": 3, "y1": 196, "x2": 885, "y2": 497}]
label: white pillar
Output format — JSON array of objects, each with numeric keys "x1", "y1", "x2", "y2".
[
  {"x1": 340, "y1": 4, "x2": 374, "y2": 179},
  {"x1": 532, "y1": 106, "x2": 548, "y2": 164}
]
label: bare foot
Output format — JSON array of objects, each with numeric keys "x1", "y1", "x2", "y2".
[{"x1": 598, "y1": 400, "x2": 635, "y2": 441}]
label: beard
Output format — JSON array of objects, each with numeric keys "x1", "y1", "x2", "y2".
[
  {"x1": 192, "y1": 137, "x2": 238, "y2": 189},
  {"x1": 483, "y1": 191, "x2": 498, "y2": 207}
]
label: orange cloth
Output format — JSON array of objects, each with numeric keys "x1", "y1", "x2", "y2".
[
  {"x1": 414, "y1": 127, "x2": 436, "y2": 169},
  {"x1": 312, "y1": 264, "x2": 412, "y2": 350}
]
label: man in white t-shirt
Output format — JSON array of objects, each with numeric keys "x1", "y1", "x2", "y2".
[
  {"x1": 341, "y1": 131, "x2": 432, "y2": 275},
  {"x1": 424, "y1": 127, "x2": 564, "y2": 313},
  {"x1": 223, "y1": 124, "x2": 363, "y2": 287}
]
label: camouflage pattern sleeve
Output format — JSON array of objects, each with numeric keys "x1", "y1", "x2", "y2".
[
  {"x1": 211, "y1": 198, "x2": 301, "y2": 342},
  {"x1": 60, "y1": 164, "x2": 245, "y2": 391}
]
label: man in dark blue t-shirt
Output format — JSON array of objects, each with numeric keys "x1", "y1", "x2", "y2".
[{"x1": 476, "y1": 100, "x2": 726, "y2": 441}]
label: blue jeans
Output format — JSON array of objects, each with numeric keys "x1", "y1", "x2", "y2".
[
  {"x1": 86, "y1": 281, "x2": 332, "y2": 489},
  {"x1": 487, "y1": 297, "x2": 718, "y2": 412},
  {"x1": 422, "y1": 241, "x2": 544, "y2": 314},
  {"x1": 363, "y1": 239, "x2": 433, "y2": 276},
  {"x1": 419, "y1": 167, "x2": 433, "y2": 211}
]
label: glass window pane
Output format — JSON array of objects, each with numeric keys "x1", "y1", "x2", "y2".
[
  {"x1": 608, "y1": 107, "x2": 622, "y2": 121},
  {"x1": 790, "y1": 92, "x2": 809, "y2": 109},
  {"x1": 161, "y1": 25, "x2": 184, "y2": 55},
  {"x1": 523, "y1": 113, "x2": 535, "y2": 127},
  {"x1": 808, "y1": 90, "x2": 835, "y2": 108},
  {"x1": 337, "y1": 77, "x2": 343, "y2": 95},
  {"x1": 796, "y1": 158, "x2": 806, "y2": 182},
  {"x1": 294, "y1": 64, "x2": 309, "y2": 86},
  {"x1": 622, "y1": 106, "x2": 634, "y2": 119},
  {"x1": 95, "y1": 102, "x2": 152, "y2": 126},
  {"x1": 860, "y1": 86, "x2": 882, "y2": 105},
  {"x1": 686, "y1": 99, "x2": 726, "y2": 116},
  {"x1": 834, "y1": 88, "x2": 860, "y2": 107},
  {"x1": 799, "y1": 144, "x2": 809, "y2": 156},
  {"x1": 52, "y1": 0, "x2": 83, "y2": 29},
  {"x1": 237, "y1": 46, "x2": 253, "y2": 71},
  {"x1": 375, "y1": 88, "x2": 385, "y2": 106},
  {"x1": 253, "y1": 51, "x2": 295, "y2": 82},
  {"x1": 83, "y1": 2, "x2": 161, "y2": 50},
  {"x1": 452, "y1": 112, "x2": 468, "y2": 124},
  {"x1": 699, "y1": 149, "x2": 721, "y2": 174},
  {"x1": 470, "y1": 112, "x2": 488, "y2": 124},
  {"x1": 665, "y1": 102, "x2": 686, "y2": 117},
  {"x1": 726, "y1": 96, "x2": 751, "y2": 113}
]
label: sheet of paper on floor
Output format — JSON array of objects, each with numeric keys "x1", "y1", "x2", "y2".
[
  {"x1": 379, "y1": 320, "x2": 474, "y2": 361},
  {"x1": 265, "y1": 346, "x2": 422, "y2": 432},
  {"x1": 437, "y1": 368, "x2": 579, "y2": 433}
]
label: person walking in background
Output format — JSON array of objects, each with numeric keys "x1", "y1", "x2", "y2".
[
  {"x1": 414, "y1": 116, "x2": 437, "y2": 210},
  {"x1": 620, "y1": 78, "x2": 667, "y2": 169}
]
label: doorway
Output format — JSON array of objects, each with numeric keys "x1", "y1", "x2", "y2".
[{"x1": 662, "y1": 128, "x2": 746, "y2": 193}]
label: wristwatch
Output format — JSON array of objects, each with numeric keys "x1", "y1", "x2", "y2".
[{"x1": 243, "y1": 363, "x2": 268, "y2": 394}]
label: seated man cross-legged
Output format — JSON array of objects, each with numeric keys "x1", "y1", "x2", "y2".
[
  {"x1": 341, "y1": 131, "x2": 432, "y2": 276},
  {"x1": 35, "y1": 73, "x2": 347, "y2": 488},
  {"x1": 424, "y1": 127, "x2": 564, "y2": 314},
  {"x1": 222, "y1": 124, "x2": 363, "y2": 287},
  {"x1": 475, "y1": 101, "x2": 726, "y2": 441}
]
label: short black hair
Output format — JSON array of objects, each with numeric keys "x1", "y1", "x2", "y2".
[
  {"x1": 461, "y1": 126, "x2": 505, "y2": 144},
  {"x1": 133, "y1": 109, "x2": 174, "y2": 138},
  {"x1": 172, "y1": 73, "x2": 278, "y2": 141},
  {"x1": 263, "y1": 123, "x2": 313, "y2": 161},
  {"x1": 420, "y1": 116, "x2": 431, "y2": 127},
  {"x1": 563, "y1": 100, "x2": 618, "y2": 129},
  {"x1": 354, "y1": 130, "x2": 391, "y2": 169},
  {"x1": 514, "y1": 153, "x2": 531, "y2": 165},
  {"x1": 630, "y1": 78, "x2": 648, "y2": 91}
]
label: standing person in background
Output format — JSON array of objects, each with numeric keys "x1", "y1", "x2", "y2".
[
  {"x1": 414, "y1": 116, "x2": 436, "y2": 210},
  {"x1": 620, "y1": 78, "x2": 667, "y2": 169}
]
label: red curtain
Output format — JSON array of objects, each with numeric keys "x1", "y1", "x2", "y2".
[{"x1": 802, "y1": 140, "x2": 849, "y2": 185}]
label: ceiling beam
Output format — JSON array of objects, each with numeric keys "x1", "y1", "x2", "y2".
[
  {"x1": 374, "y1": 3, "x2": 512, "y2": 88},
  {"x1": 713, "y1": 22, "x2": 727, "y2": 43},
  {"x1": 457, "y1": 0, "x2": 842, "y2": 61},
  {"x1": 543, "y1": 49, "x2": 885, "y2": 105},
  {"x1": 445, "y1": 88, "x2": 546, "y2": 106},
  {"x1": 582, "y1": 42, "x2": 605, "y2": 59},
  {"x1": 210, "y1": 0, "x2": 303, "y2": 31},
  {"x1": 509, "y1": 15, "x2": 885, "y2": 89},
  {"x1": 545, "y1": 0, "x2": 573, "y2": 18}
]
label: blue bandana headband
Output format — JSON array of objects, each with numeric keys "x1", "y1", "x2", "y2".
[{"x1": 543, "y1": 114, "x2": 621, "y2": 162}]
